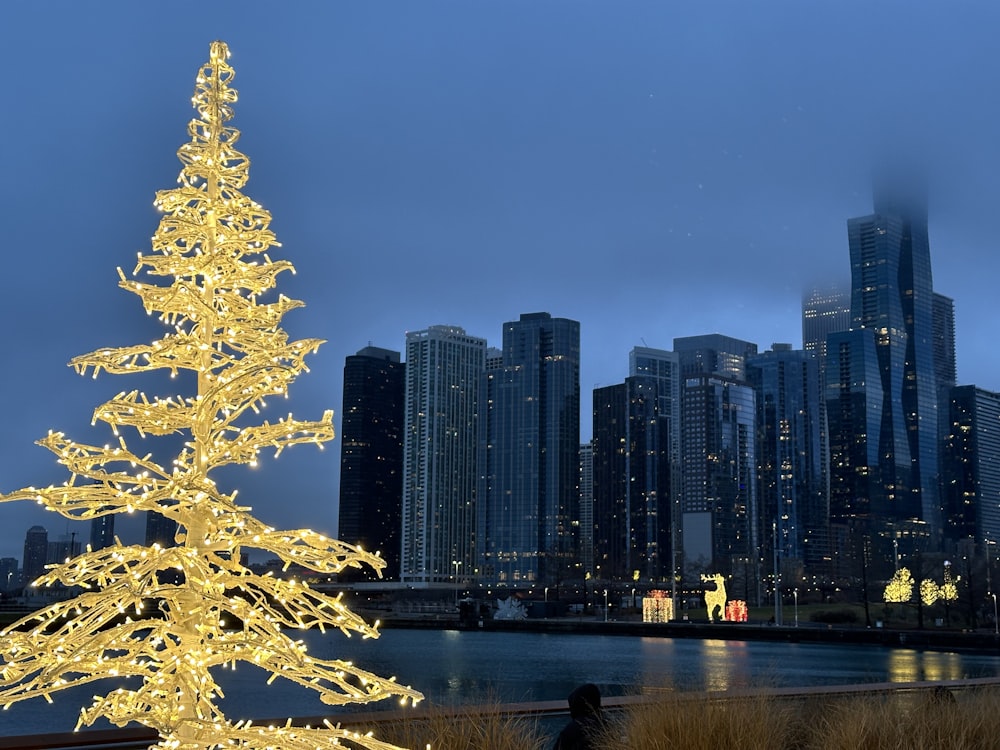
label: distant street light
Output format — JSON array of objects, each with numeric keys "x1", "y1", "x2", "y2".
[
  {"x1": 604, "y1": 589, "x2": 609, "y2": 622},
  {"x1": 992, "y1": 593, "x2": 998, "y2": 636},
  {"x1": 452, "y1": 560, "x2": 461, "y2": 607},
  {"x1": 794, "y1": 588, "x2": 799, "y2": 628}
]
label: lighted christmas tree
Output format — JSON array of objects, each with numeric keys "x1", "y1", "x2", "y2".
[{"x1": 0, "y1": 41, "x2": 422, "y2": 750}]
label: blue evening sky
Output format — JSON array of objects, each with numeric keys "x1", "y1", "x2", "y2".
[{"x1": 0, "y1": 1, "x2": 997, "y2": 560}]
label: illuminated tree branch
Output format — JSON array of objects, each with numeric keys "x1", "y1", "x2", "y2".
[{"x1": 0, "y1": 40, "x2": 421, "y2": 750}]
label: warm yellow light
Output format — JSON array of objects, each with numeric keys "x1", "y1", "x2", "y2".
[
  {"x1": 884, "y1": 567, "x2": 915, "y2": 603},
  {"x1": 0, "y1": 40, "x2": 421, "y2": 750}
]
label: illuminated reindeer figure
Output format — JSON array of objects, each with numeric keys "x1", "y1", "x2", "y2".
[{"x1": 701, "y1": 573, "x2": 728, "y2": 622}]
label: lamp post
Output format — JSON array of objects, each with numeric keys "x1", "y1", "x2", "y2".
[
  {"x1": 893, "y1": 539, "x2": 899, "y2": 571},
  {"x1": 794, "y1": 588, "x2": 799, "y2": 628},
  {"x1": 604, "y1": 589, "x2": 609, "y2": 622},
  {"x1": 992, "y1": 593, "x2": 998, "y2": 636},
  {"x1": 544, "y1": 587, "x2": 549, "y2": 603},
  {"x1": 452, "y1": 560, "x2": 461, "y2": 608}
]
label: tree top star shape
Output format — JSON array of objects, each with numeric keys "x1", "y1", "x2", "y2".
[{"x1": 0, "y1": 40, "x2": 422, "y2": 750}]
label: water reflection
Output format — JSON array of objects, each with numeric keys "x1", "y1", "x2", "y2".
[
  {"x1": 888, "y1": 649, "x2": 967, "y2": 683},
  {"x1": 4, "y1": 629, "x2": 1000, "y2": 737}
]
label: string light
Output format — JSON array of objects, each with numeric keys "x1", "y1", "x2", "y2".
[{"x1": 0, "y1": 41, "x2": 422, "y2": 750}]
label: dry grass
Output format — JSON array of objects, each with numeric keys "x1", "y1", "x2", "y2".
[
  {"x1": 601, "y1": 686, "x2": 1000, "y2": 750},
  {"x1": 349, "y1": 687, "x2": 1000, "y2": 749},
  {"x1": 374, "y1": 702, "x2": 547, "y2": 750}
]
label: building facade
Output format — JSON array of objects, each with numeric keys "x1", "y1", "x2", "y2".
[
  {"x1": 847, "y1": 184, "x2": 940, "y2": 533},
  {"x1": 22, "y1": 525, "x2": 48, "y2": 585},
  {"x1": 680, "y1": 373, "x2": 758, "y2": 597},
  {"x1": 401, "y1": 326, "x2": 485, "y2": 585},
  {"x1": 592, "y1": 383, "x2": 628, "y2": 582},
  {"x1": 942, "y1": 385, "x2": 1000, "y2": 545},
  {"x1": 747, "y1": 344, "x2": 828, "y2": 576},
  {"x1": 627, "y1": 347, "x2": 682, "y2": 582},
  {"x1": 338, "y1": 346, "x2": 406, "y2": 581},
  {"x1": 477, "y1": 313, "x2": 580, "y2": 586}
]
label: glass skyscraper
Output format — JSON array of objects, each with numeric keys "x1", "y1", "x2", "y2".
[
  {"x1": 401, "y1": 326, "x2": 486, "y2": 585},
  {"x1": 747, "y1": 344, "x2": 827, "y2": 573},
  {"x1": 478, "y1": 313, "x2": 580, "y2": 586},
  {"x1": 847, "y1": 183, "x2": 940, "y2": 534},
  {"x1": 680, "y1": 374, "x2": 758, "y2": 597},
  {"x1": 627, "y1": 347, "x2": 681, "y2": 582}
]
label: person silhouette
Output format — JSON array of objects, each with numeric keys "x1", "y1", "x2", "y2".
[{"x1": 552, "y1": 683, "x2": 606, "y2": 750}]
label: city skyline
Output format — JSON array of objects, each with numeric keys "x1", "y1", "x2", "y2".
[{"x1": 2, "y1": 2, "x2": 1000, "y2": 563}]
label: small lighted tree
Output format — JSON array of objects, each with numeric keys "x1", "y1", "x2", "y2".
[
  {"x1": 884, "y1": 567, "x2": 915, "y2": 604},
  {"x1": 0, "y1": 41, "x2": 421, "y2": 750}
]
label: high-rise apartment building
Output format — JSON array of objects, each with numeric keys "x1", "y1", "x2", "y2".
[
  {"x1": 674, "y1": 333, "x2": 758, "y2": 380},
  {"x1": 680, "y1": 373, "x2": 758, "y2": 595},
  {"x1": 22, "y1": 525, "x2": 48, "y2": 584},
  {"x1": 592, "y1": 383, "x2": 627, "y2": 581},
  {"x1": 942, "y1": 385, "x2": 1000, "y2": 545},
  {"x1": 589, "y1": 348, "x2": 681, "y2": 584},
  {"x1": 802, "y1": 284, "x2": 850, "y2": 380},
  {"x1": 477, "y1": 313, "x2": 580, "y2": 586},
  {"x1": 338, "y1": 346, "x2": 405, "y2": 581},
  {"x1": 847, "y1": 182, "x2": 940, "y2": 536},
  {"x1": 401, "y1": 326, "x2": 486, "y2": 585},
  {"x1": 747, "y1": 344, "x2": 828, "y2": 573},
  {"x1": 145, "y1": 511, "x2": 178, "y2": 548},
  {"x1": 933, "y1": 293, "x2": 957, "y2": 390},
  {"x1": 89, "y1": 516, "x2": 114, "y2": 552},
  {"x1": 578, "y1": 442, "x2": 594, "y2": 578},
  {"x1": 627, "y1": 347, "x2": 681, "y2": 582}
]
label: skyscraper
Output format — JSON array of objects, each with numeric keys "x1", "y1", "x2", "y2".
[
  {"x1": 578, "y1": 442, "x2": 595, "y2": 578},
  {"x1": 747, "y1": 344, "x2": 828, "y2": 574},
  {"x1": 847, "y1": 181, "x2": 940, "y2": 535},
  {"x1": 942, "y1": 385, "x2": 1000, "y2": 545},
  {"x1": 145, "y1": 511, "x2": 178, "y2": 548},
  {"x1": 21, "y1": 525, "x2": 48, "y2": 585},
  {"x1": 825, "y1": 330, "x2": 884, "y2": 525},
  {"x1": 802, "y1": 283, "x2": 850, "y2": 381},
  {"x1": 674, "y1": 333, "x2": 758, "y2": 380},
  {"x1": 590, "y1": 349, "x2": 681, "y2": 585},
  {"x1": 592, "y1": 383, "x2": 627, "y2": 581},
  {"x1": 478, "y1": 313, "x2": 580, "y2": 586},
  {"x1": 933, "y1": 293, "x2": 957, "y2": 390},
  {"x1": 89, "y1": 516, "x2": 114, "y2": 552},
  {"x1": 680, "y1": 373, "x2": 758, "y2": 595},
  {"x1": 627, "y1": 347, "x2": 681, "y2": 582},
  {"x1": 338, "y1": 346, "x2": 405, "y2": 581},
  {"x1": 401, "y1": 325, "x2": 486, "y2": 585}
]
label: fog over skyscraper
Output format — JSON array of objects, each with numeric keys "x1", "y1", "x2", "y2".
[{"x1": 846, "y1": 179, "x2": 940, "y2": 537}]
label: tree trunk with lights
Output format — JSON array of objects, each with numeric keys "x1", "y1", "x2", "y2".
[{"x1": 0, "y1": 41, "x2": 421, "y2": 750}]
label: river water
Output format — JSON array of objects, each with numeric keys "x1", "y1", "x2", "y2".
[{"x1": 4, "y1": 627, "x2": 1000, "y2": 737}]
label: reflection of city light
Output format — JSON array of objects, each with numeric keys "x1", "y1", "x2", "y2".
[{"x1": 888, "y1": 650, "x2": 965, "y2": 683}]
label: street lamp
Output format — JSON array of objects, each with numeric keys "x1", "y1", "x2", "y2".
[
  {"x1": 604, "y1": 589, "x2": 609, "y2": 622},
  {"x1": 452, "y1": 560, "x2": 461, "y2": 608},
  {"x1": 544, "y1": 586, "x2": 549, "y2": 603},
  {"x1": 992, "y1": 593, "x2": 998, "y2": 636},
  {"x1": 793, "y1": 588, "x2": 799, "y2": 628}
]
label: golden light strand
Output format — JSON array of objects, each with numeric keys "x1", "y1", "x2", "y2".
[{"x1": 0, "y1": 41, "x2": 421, "y2": 750}]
